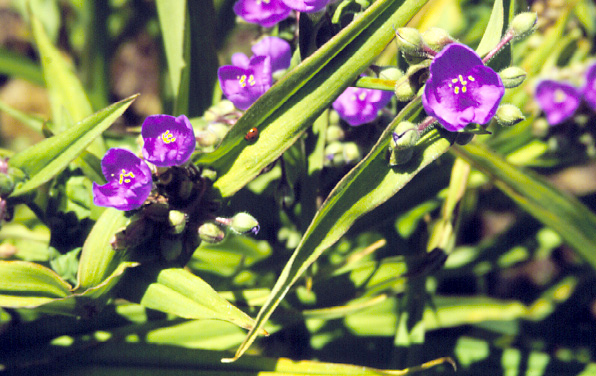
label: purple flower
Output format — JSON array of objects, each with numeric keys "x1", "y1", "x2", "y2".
[
  {"x1": 535, "y1": 80, "x2": 581, "y2": 126},
  {"x1": 141, "y1": 115, "x2": 195, "y2": 167},
  {"x1": 281, "y1": 0, "x2": 330, "y2": 13},
  {"x1": 422, "y1": 43, "x2": 505, "y2": 132},
  {"x1": 583, "y1": 64, "x2": 596, "y2": 112},
  {"x1": 93, "y1": 148, "x2": 153, "y2": 211},
  {"x1": 218, "y1": 55, "x2": 272, "y2": 110},
  {"x1": 251, "y1": 37, "x2": 292, "y2": 73},
  {"x1": 233, "y1": 0, "x2": 292, "y2": 28},
  {"x1": 332, "y1": 87, "x2": 393, "y2": 126}
]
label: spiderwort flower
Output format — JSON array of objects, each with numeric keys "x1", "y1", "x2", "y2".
[
  {"x1": 251, "y1": 37, "x2": 292, "y2": 73},
  {"x1": 218, "y1": 55, "x2": 272, "y2": 110},
  {"x1": 141, "y1": 115, "x2": 195, "y2": 167},
  {"x1": 422, "y1": 43, "x2": 505, "y2": 132},
  {"x1": 535, "y1": 80, "x2": 581, "y2": 126},
  {"x1": 92, "y1": 148, "x2": 152, "y2": 211},
  {"x1": 332, "y1": 87, "x2": 393, "y2": 126},
  {"x1": 281, "y1": 0, "x2": 330, "y2": 13},
  {"x1": 233, "y1": 0, "x2": 291, "y2": 28},
  {"x1": 583, "y1": 64, "x2": 596, "y2": 112}
]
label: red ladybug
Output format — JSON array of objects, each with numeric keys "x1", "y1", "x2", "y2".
[{"x1": 245, "y1": 127, "x2": 259, "y2": 141}]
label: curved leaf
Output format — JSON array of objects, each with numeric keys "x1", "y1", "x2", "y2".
[{"x1": 197, "y1": 0, "x2": 430, "y2": 198}]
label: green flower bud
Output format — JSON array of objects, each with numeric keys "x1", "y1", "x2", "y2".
[
  {"x1": 389, "y1": 121, "x2": 420, "y2": 166},
  {"x1": 396, "y1": 27, "x2": 425, "y2": 55},
  {"x1": 196, "y1": 129, "x2": 219, "y2": 148},
  {"x1": 160, "y1": 235, "x2": 183, "y2": 262},
  {"x1": 379, "y1": 66, "x2": 404, "y2": 81},
  {"x1": 532, "y1": 118, "x2": 550, "y2": 138},
  {"x1": 198, "y1": 222, "x2": 225, "y2": 243},
  {"x1": 499, "y1": 67, "x2": 527, "y2": 88},
  {"x1": 342, "y1": 142, "x2": 361, "y2": 163},
  {"x1": 510, "y1": 12, "x2": 537, "y2": 38},
  {"x1": 229, "y1": 212, "x2": 260, "y2": 235},
  {"x1": 325, "y1": 141, "x2": 344, "y2": 165},
  {"x1": 168, "y1": 210, "x2": 187, "y2": 234},
  {"x1": 394, "y1": 78, "x2": 417, "y2": 102},
  {"x1": 329, "y1": 109, "x2": 341, "y2": 125},
  {"x1": 326, "y1": 124, "x2": 345, "y2": 142},
  {"x1": 201, "y1": 168, "x2": 218, "y2": 182},
  {"x1": 495, "y1": 104, "x2": 525, "y2": 127},
  {"x1": 144, "y1": 203, "x2": 170, "y2": 222},
  {"x1": 0, "y1": 173, "x2": 14, "y2": 197},
  {"x1": 422, "y1": 27, "x2": 454, "y2": 52}
]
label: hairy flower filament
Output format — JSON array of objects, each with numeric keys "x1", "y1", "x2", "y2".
[{"x1": 238, "y1": 74, "x2": 256, "y2": 88}]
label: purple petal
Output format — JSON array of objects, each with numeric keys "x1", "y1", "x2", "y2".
[
  {"x1": 141, "y1": 115, "x2": 196, "y2": 167},
  {"x1": 422, "y1": 43, "x2": 504, "y2": 131},
  {"x1": 333, "y1": 87, "x2": 393, "y2": 126},
  {"x1": 281, "y1": 0, "x2": 329, "y2": 13},
  {"x1": 251, "y1": 36, "x2": 292, "y2": 73},
  {"x1": 94, "y1": 148, "x2": 152, "y2": 211},
  {"x1": 218, "y1": 55, "x2": 272, "y2": 110},
  {"x1": 584, "y1": 64, "x2": 596, "y2": 112},
  {"x1": 535, "y1": 80, "x2": 581, "y2": 126},
  {"x1": 233, "y1": 0, "x2": 292, "y2": 27},
  {"x1": 231, "y1": 53, "x2": 250, "y2": 69}
]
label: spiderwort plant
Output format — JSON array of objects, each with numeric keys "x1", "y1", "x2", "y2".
[
  {"x1": 281, "y1": 0, "x2": 331, "y2": 13},
  {"x1": 583, "y1": 63, "x2": 596, "y2": 112},
  {"x1": 332, "y1": 87, "x2": 393, "y2": 126},
  {"x1": 421, "y1": 43, "x2": 505, "y2": 132},
  {"x1": 218, "y1": 55, "x2": 273, "y2": 111},
  {"x1": 141, "y1": 114, "x2": 196, "y2": 167},
  {"x1": 233, "y1": 0, "x2": 292, "y2": 27},
  {"x1": 534, "y1": 80, "x2": 582, "y2": 126},
  {"x1": 92, "y1": 148, "x2": 153, "y2": 211}
]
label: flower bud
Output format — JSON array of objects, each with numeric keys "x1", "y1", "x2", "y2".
[
  {"x1": 229, "y1": 212, "x2": 260, "y2": 235},
  {"x1": 510, "y1": 12, "x2": 537, "y2": 38},
  {"x1": 342, "y1": 142, "x2": 361, "y2": 163},
  {"x1": 499, "y1": 67, "x2": 527, "y2": 88},
  {"x1": 495, "y1": 104, "x2": 525, "y2": 127},
  {"x1": 0, "y1": 173, "x2": 14, "y2": 197},
  {"x1": 396, "y1": 27, "x2": 425, "y2": 56},
  {"x1": 201, "y1": 168, "x2": 218, "y2": 182},
  {"x1": 325, "y1": 141, "x2": 344, "y2": 165},
  {"x1": 394, "y1": 78, "x2": 417, "y2": 102},
  {"x1": 168, "y1": 210, "x2": 186, "y2": 234},
  {"x1": 198, "y1": 222, "x2": 225, "y2": 243},
  {"x1": 422, "y1": 27, "x2": 455, "y2": 52},
  {"x1": 379, "y1": 66, "x2": 404, "y2": 81},
  {"x1": 326, "y1": 124, "x2": 344, "y2": 142},
  {"x1": 196, "y1": 129, "x2": 219, "y2": 148},
  {"x1": 389, "y1": 121, "x2": 420, "y2": 166}
]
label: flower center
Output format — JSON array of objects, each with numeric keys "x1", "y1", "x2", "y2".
[
  {"x1": 554, "y1": 89, "x2": 568, "y2": 103},
  {"x1": 448, "y1": 74, "x2": 476, "y2": 94},
  {"x1": 161, "y1": 130, "x2": 176, "y2": 144},
  {"x1": 237, "y1": 74, "x2": 256, "y2": 88},
  {"x1": 257, "y1": 0, "x2": 270, "y2": 4},
  {"x1": 118, "y1": 169, "x2": 135, "y2": 185}
]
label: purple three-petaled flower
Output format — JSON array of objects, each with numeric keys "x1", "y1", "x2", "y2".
[
  {"x1": 218, "y1": 55, "x2": 272, "y2": 110},
  {"x1": 535, "y1": 80, "x2": 582, "y2": 126},
  {"x1": 332, "y1": 87, "x2": 393, "y2": 126},
  {"x1": 281, "y1": 0, "x2": 330, "y2": 13},
  {"x1": 142, "y1": 114, "x2": 196, "y2": 167},
  {"x1": 233, "y1": 0, "x2": 292, "y2": 28},
  {"x1": 251, "y1": 36, "x2": 292, "y2": 73},
  {"x1": 583, "y1": 63, "x2": 596, "y2": 112},
  {"x1": 422, "y1": 43, "x2": 505, "y2": 132},
  {"x1": 92, "y1": 148, "x2": 153, "y2": 211}
]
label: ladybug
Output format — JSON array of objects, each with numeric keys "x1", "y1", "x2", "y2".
[{"x1": 245, "y1": 127, "x2": 259, "y2": 141}]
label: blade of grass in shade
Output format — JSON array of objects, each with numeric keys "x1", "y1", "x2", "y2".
[
  {"x1": 156, "y1": 0, "x2": 186, "y2": 105},
  {"x1": 8, "y1": 95, "x2": 136, "y2": 199},
  {"x1": 452, "y1": 143, "x2": 596, "y2": 271},
  {"x1": 0, "y1": 99, "x2": 45, "y2": 134},
  {"x1": 195, "y1": 0, "x2": 430, "y2": 199},
  {"x1": 227, "y1": 95, "x2": 456, "y2": 361}
]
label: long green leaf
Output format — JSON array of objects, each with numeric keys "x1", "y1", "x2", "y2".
[
  {"x1": 197, "y1": 0, "x2": 429, "y2": 198},
  {"x1": 0, "y1": 48, "x2": 44, "y2": 85},
  {"x1": 452, "y1": 143, "x2": 596, "y2": 271},
  {"x1": 0, "y1": 260, "x2": 71, "y2": 307},
  {"x1": 8, "y1": 95, "x2": 137, "y2": 199},
  {"x1": 475, "y1": 0, "x2": 504, "y2": 57},
  {"x1": 76, "y1": 208, "x2": 129, "y2": 291},
  {"x1": 228, "y1": 97, "x2": 455, "y2": 360},
  {"x1": 156, "y1": 0, "x2": 186, "y2": 98}
]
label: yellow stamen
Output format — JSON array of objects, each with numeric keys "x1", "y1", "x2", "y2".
[
  {"x1": 119, "y1": 169, "x2": 135, "y2": 184},
  {"x1": 161, "y1": 130, "x2": 176, "y2": 144}
]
